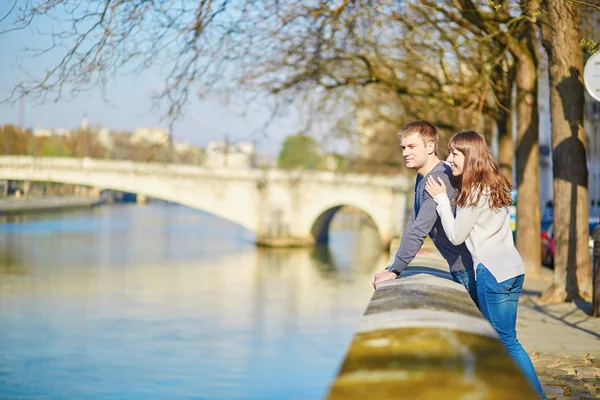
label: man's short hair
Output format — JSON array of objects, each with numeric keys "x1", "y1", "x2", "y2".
[{"x1": 398, "y1": 120, "x2": 438, "y2": 154}]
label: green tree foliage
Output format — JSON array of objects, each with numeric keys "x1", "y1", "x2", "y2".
[
  {"x1": 277, "y1": 135, "x2": 323, "y2": 170},
  {"x1": 41, "y1": 140, "x2": 70, "y2": 157},
  {"x1": 330, "y1": 153, "x2": 347, "y2": 172}
]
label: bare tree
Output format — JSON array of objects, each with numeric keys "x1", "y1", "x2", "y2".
[
  {"x1": 1, "y1": 0, "x2": 280, "y2": 119},
  {"x1": 1, "y1": 0, "x2": 550, "y2": 275},
  {"x1": 425, "y1": 0, "x2": 542, "y2": 275},
  {"x1": 1, "y1": 0, "x2": 513, "y2": 136}
]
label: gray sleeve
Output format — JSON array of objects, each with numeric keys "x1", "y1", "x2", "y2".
[
  {"x1": 389, "y1": 186, "x2": 439, "y2": 275},
  {"x1": 436, "y1": 167, "x2": 457, "y2": 203}
]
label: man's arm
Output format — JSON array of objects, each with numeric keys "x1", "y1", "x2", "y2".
[{"x1": 389, "y1": 189, "x2": 439, "y2": 275}]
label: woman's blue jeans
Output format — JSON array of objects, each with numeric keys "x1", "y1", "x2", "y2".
[
  {"x1": 451, "y1": 269, "x2": 479, "y2": 308},
  {"x1": 476, "y1": 264, "x2": 546, "y2": 399}
]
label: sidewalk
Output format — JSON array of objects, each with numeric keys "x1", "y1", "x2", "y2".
[
  {"x1": 408, "y1": 242, "x2": 600, "y2": 399},
  {"x1": 519, "y1": 269, "x2": 600, "y2": 399}
]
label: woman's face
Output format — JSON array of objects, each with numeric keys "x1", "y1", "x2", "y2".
[{"x1": 447, "y1": 147, "x2": 465, "y2": 176}]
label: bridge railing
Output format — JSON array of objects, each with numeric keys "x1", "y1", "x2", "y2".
[{"x1": 325, "y1": 266, "x2": 539, "y2": 400}]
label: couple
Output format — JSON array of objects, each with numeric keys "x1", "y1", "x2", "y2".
[{"x1": 372, "y1": 120, "x2": 546, "y2": 399}]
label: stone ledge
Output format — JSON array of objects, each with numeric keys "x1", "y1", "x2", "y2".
[{"x1": 325, "y1": 266, "x2": 539, "y2": 400}]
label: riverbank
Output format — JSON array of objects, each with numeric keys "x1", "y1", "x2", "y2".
[{"x1": 0, "y1": 195, "x2": 104, "y2": 215}]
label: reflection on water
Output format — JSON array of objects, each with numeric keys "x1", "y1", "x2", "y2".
[{"x1": 0, "y1": 204, "x2": 386, "y2": 399}]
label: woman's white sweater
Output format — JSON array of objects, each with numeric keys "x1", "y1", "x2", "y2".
[{"x1": 434, "y1": 193, "x2": 525, "y2": 283}]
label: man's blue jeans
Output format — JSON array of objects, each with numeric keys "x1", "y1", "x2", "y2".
[
  {"x1": 476, "y1": 264, "x2": 546, "y2": 399},
  {"x1": 451, "y1": 269, "x2": 479, "y2": 308}
]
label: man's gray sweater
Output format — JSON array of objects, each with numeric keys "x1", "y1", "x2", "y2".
[{"x1": 390, "y1": 161, "x2": 473, "y2": 275}]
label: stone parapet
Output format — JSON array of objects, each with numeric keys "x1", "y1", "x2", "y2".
[{"x1": 325, "y1": 266, "x2": 539, "y2": 400}]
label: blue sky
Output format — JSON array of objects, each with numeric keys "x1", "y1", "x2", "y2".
[{"x1": 0, "y1": 2, "x2": 308, "y2": 156}]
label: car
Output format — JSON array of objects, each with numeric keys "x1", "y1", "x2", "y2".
[
  {"x1": 508, "y1": 190, "x2": 554, "y2": 236},
  {"x1": 540, "y1": 216, "x2": 600, "y2": 268},
  {"x1": 541, "y1": 223, "x2": 554, "y2": 267}
]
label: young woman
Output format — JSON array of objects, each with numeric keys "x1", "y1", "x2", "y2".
[{"x1": 425, "y1": 130, "x2": 546, "y2": 399}]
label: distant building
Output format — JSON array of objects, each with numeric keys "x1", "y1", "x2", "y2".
[
  {"x1": 53, "y1": 128, "x2": 69, "y2": 137},
  {"x1": 172, "y1": 140, "x2": 204, "y2": 165},
  {"x1": 205, "y1": 141, "x2": 254, "y2": 169},
  {"x1": 32, "y1": 127, "x2": 53, "y2": 137},
  {"x1": 32, "y1": 116, "x2": 102, "y2": 139},
  {"x1": 253, "y1": 152, "x2": 277, "y2": 168},
  {"x1": 131, "y1": 127, "x2": 170, "y2": 145},
  {"x1": 32, "y1": 127, "x2": 70, "y2": 137},
  {"x1": 96, "y1": 128, "x2": 114, "y2": 151},
  {"x1": 174, "y1": 140, "x2": 191, "y2": 154}
]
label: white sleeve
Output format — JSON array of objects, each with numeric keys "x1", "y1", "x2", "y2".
[{"x1": 434, "y1": 193, "x2": 481, "y2": 245}]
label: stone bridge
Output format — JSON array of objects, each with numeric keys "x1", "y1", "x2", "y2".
[{"x1": 0, "y1": 156, "x2": 413, "y2": 248}]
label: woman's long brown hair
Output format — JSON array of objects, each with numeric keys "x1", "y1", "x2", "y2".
[{"x1": 449, "y1": 130, "x2": 513, "y2": 209}]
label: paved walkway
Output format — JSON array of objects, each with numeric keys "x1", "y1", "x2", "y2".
[
  {"x1": 406, "y1": 242, "x2": 600, "y2": 399},
  {"x1": 519, "y1": 269, "x2": 600, "y2": 399}
]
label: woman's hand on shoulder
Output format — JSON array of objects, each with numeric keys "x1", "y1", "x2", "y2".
[{"x1": 425, "y1": 176, "x2": 446, "y2": 198}]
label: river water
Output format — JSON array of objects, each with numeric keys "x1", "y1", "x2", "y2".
[{"x1": 0, "y1": 203, "x2": 386, "y2": 399}]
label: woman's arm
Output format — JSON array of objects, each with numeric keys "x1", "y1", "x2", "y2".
[
  {"x1": 424, "y1": 176, "x2": 482, "y2": 245},
  {"x1": 434, "y1": 193, "x2": 481, "y2": 245}
]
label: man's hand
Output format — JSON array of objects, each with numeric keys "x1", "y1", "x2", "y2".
[{"x1": 372, "y1": 270, "x2": 398, "y2": 290}]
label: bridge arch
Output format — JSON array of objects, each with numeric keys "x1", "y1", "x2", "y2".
[{"x1": 309, "y1": 204, "x2": 383, "y2": 248}]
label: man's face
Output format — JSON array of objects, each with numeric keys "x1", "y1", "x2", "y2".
[{"x1": 400, "y1": 133, "x2": 432, "y2": 170}]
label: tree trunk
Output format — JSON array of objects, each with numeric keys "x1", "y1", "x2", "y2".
[
  {"x1": 514, "y1": 28, "x2": 542, "y2": 277},
  {"x1": 493, "y1": 63, "x2": 515, "y2": 184},
  {"x1": 496, "y1": 109, "x2": 514, "y2": 184},
  {"x1": 539, "y1": 0, "x2": 592, "y2": 303}
]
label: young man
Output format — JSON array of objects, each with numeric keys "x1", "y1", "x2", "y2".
[{"x1": 372, "y1": 120, "x2": 477, "y2": 304}]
